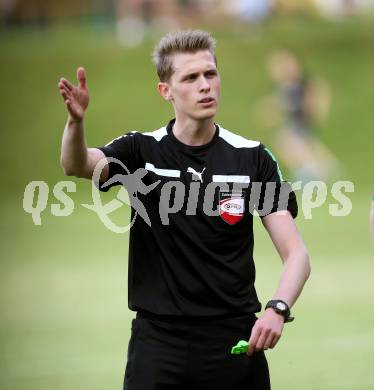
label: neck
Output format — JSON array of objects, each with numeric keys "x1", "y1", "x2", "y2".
[{"x1": 172, "y1": 116, "x2": 216, "y2": 146}]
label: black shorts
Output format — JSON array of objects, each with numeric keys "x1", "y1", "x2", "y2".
[{"x1": 124, "y1": 311, "x2": 271, "y2": 390}]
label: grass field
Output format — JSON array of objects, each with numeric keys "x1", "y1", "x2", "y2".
[{"x1": 1, "y1": 15, "x2": 374, "y2": 390}]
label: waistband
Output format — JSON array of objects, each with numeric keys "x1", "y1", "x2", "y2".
[{"x1": 136, "y1": 309, "x2": 257, "y2": 324}]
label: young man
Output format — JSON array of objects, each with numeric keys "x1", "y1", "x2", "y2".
[{"x1": 58, "y1": 30, "x2": 310, "y2": 390}]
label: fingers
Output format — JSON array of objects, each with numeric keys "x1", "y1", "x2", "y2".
[
  {"x1": 59, "y1": 78, "x2": 73, "y2": 91},
  {"x1": 57, "y1": 67, "x2": 86, "y2": 96},
  {"x1": 60, "y1": 90, "x2": 71, "y2": 109},
  {"x1": 58, "y1": 82, "x2": 71, "y2": 103},
  {"x1": 59, "y1": 83, "x2": 71, "y2": 97},
  {"x1": 57, "y1": 82, "x2": 74, "y2": 115},
  {"x1": 247, "y1": 324, "x2": 260, "y2": 356},
  {"x1": 256, "y1": 328, "x2": 271, "y2": 351},
  {"x1": 269, "y1": 333, "x2": 281, "y2": 349},
  {"x1": 264, "y1": 332, "x2": 280, "y2": 350},
  {"x1": 77, "y1": 67, "x2": 87, "y2": 90},
  {"x1": 247, "y1": 322, "x2": 281, "y2": 356},
  {"x1": 58, "y1": 78, "x2": 73, "y2": 102}
]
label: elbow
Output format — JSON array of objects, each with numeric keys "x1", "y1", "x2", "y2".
[
  {"x1": 294, "y1": 242, "x2": 311, "y2": 282},
  {"x1": 60, "y1": 160, "x2": 75, "y2": 177},
  {"x1": 60, "y1": 162, "x2": 87, "y2": 178},
  {"x1": 303, "y1": 250, "x2": 311, "y2": 281},
  {"x1": 285, "y1": 247, "x2": 311, "y2": 282},
  {"x1": 62, "y1": 168, "x2": 74, "y2": 177}
]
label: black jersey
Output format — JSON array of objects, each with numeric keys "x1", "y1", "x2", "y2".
[{"x1": 96, "y1": 119, "x2": 297, "y2": 317}]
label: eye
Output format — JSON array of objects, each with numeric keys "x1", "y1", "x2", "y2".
[
  {"x1": 185, "y1": 74, "x2": 197, "y2": 81},
  {"x1": 205, "y1": 71, "x2": 217, "y2": 78}
]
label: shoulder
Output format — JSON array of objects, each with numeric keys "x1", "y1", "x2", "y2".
[
  {"x1": 104, "y1": 125, "x2": 169, "y2": 147},
  {"x1": 104, "y1": 130, "x2": 138, "y2": 146},
  {"x1": 217, "y1": 125, "x2": 260, "y2": 149},
  {"x1": 141, "y1": 126, "x2": 168, "y2": 142}
]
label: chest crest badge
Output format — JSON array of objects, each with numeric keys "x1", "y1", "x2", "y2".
[{"x1": 219, "y1": 191, "x2": 245, "y2": 225}]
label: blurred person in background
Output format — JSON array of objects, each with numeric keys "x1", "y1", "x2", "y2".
[
  {"x1": 222, "y1": 0, "x2": 274, "y2": 23},
  {"x1": 274, "y1": 0, "x2": 316, "y2": 15},
  {"x1": 177, "y1": 0, "x2": 219, "y2": 25},
  {"x1": 115, "y1": 0, "x2": 178, "y2": 47},
  {"x1": 314, "y1": 0, "x2": 374, "y2": 18},
  {"x1": 0, "y1": 0, "x2": 16, "y2": 27},
  {"x1": 0, "y1": 0, "x2": 49, "y2": 27},
  {"x1": 256, "y1": 50, "x2": 340, "y2": 182}
]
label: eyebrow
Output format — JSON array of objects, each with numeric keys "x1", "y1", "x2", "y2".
[{"x1": 181, "y1": 69, "x2": 218, "y2": 80}]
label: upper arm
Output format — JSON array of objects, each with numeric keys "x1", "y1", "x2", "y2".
[
  {"x1": 93, "y1": 132, "x2": 140, "y2": 192},
  {"x1": 78, "y1": 147, "x2": 109, "y2": 183},
  {"x1": 261, "y1": 211, "x2": 308, "y2": 262},
  {"x1": 87, "y1": 147, "x2": 109, "y2": 182}
]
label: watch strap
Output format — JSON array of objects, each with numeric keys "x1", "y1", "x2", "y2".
[{"x1": 265, "y1": 299, "x2": 294, "y2": 323}]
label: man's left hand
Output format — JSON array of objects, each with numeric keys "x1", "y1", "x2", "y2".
[{"x1": 247, "y1": 309, "x2": 284, "y2": 356}]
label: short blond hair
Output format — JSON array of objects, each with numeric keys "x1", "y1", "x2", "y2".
[{"x1": 152, "y1": 30, "x2": 217, "y2": 82}]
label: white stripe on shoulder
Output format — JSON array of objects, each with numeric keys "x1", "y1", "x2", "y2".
[
  {"x1": 218, "y1": 126, "x2": 260, "y2": 148},
  {"x1": 143, "y1": 126, "x2": 168, "y2": 142},
  {"x1": 105, "y1": 131, "x2": 138, "y2": 146}
]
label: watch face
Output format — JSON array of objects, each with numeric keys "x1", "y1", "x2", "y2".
[{"x1": 276, "y1": 302, "x2": 286, "y2": 311}]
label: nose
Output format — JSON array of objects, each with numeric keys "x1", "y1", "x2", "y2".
[{"x1": 198, "y1": 76, "x2": 210, "y2": 93}]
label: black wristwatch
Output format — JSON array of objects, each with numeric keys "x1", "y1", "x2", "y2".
[{"x1": 265, "y1": 300, "x2": 294, "y2": 323}]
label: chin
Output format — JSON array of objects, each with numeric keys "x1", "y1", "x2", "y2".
[{"x1": 194, "y1": 108, "x2": 217, "y2": 120}]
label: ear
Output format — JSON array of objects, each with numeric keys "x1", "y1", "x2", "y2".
[{"x1": 158, "y1": 82, "x2": 172, "y2": 101}]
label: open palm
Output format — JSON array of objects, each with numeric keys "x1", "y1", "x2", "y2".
[{"x1": 58, "y1": 67, "x2": 89, "y2": 122}]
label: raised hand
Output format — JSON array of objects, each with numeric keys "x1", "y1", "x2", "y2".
[{"x1": 58, "y1": 67, "x2": 89, "y2": 122}]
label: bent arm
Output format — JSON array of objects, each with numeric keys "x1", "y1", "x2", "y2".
[
  {"x1": 261, "y1": 211, "x2": 311, "y2": 307},
  {"x1": 247, "y1": 211, "x2": 310, "y2": 355}
]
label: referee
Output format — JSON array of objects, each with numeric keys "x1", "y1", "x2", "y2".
[{"x1": 58, "y1": 30, "x2": 311, "y2": 390}]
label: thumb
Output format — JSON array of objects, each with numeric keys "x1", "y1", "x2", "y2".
[
  {"x1": 247, "y1": 324, "x2": 259, "y2": 356},
  {"x1": 77, "y1": 67, "x2": 87, "y2": 90},
  {"x1": 247, "y1": 339, "x2": 255, "y2": 356}
]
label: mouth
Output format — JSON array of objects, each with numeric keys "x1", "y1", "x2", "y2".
[{"x1": 198, "y1": 97, "x2": 215, "y2": 104}]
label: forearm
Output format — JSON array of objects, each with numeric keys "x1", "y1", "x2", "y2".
[
  {"x1": 60, "y1": 117, "x2": 88, "y2": 176},
  {"x1": 271, "y1": 250, "x2": 310, "y2": 308}
]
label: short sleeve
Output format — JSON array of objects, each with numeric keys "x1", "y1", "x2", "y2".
[
  {"x1": 95, "y1": 131, "x2": 140, "y2": 192},
  {"x1": 255, "y1": 144, "x2": 298, "y2": 218}
]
